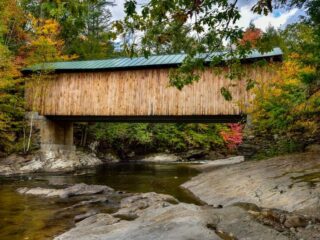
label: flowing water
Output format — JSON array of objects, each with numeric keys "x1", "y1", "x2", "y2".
[{"x1": 0, "y1": 162, "x2": 199, "y2": 240}]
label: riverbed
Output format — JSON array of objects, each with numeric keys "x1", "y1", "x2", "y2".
[{"x1": 0, "y1": 162, "x2": 199, "y2": 240}]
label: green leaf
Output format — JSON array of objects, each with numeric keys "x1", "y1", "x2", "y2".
[
  {"x1": 221, "y1": 87, "x2": 232, "y2": 101},
  {"x1": 124, "y1": 0, "x2": 137, "y2": 16},
  {"x1": 246, "y1": 79, "x2": 256, "y2": 91}
]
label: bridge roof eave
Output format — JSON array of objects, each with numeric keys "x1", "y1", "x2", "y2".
[{"x1": 22, "y1": 48, "x2": 283, "y2": 74}]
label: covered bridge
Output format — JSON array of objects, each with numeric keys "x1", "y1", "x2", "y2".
[{"x1": 24, "y1": 48, "x2": 282, "y2": 151}]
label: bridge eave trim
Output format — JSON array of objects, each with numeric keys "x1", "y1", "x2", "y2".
[
  {"x1": 22, "y1": 55, "x2": 282, "y2": 75},
  {"x1": 44, "y1": 115, "x2": 247, "y2": 123}
]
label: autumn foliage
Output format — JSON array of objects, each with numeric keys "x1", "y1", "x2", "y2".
[
  {"x1": 249, "y1": 53, "x2": 319, "y2": 151},
  {"x1": 0, "y1": 1, "x2": 76, "y2": 154},
  {"x1": 220, "y1": 124, "x2": 243, "y2": 150},
  {"x1": 239, "y1": 25, "x2": 263, "y2": 48}
]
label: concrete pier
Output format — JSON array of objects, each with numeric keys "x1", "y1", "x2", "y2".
[{"x1": 40, "y1": 117, "x2": 75, "y2": 151}]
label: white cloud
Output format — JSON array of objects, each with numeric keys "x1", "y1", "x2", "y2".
[
  {"x1": 110, "y1": 0, "x2": 125, "y2": 20},
  {"x1": 109, "y1": 1, "x2": 300, "y2": 32},
  {"x1": 237, "y1": 6, "x2": 299, "y2": 30},
  {"x1": 253, "y1": 8, "x2": 298, "y2": 30}
]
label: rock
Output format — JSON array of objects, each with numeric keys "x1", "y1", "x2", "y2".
[
  {"x1": 0, "y1": 165, "x2": 16, "y2": 176},
  {"x1": 63, "y1": 197, "x2": 109, "y2": 210},
  {"x1": 245, "y1": 205, "x2": 317, "y2": 235},
  {"x1": 54, "y1": 193, "x2": 295, "y2": 240},
  {"x1": 88, "y1": 141, "x2": 99, "y2": 153},
  {"x1": 17, "y1": 187, "x2": 320, "y2": 240},
  {"x1": 305, "y1": 144, "x2": 320, "y2": 153},
  {"x1": 60, "y1": 183, "x2": 113, "y2": 198},
  {"x1": 284, "y1": 215, "x2": 308, "y2": 228},
  {"x1": 101, "y1": 152, "x2": 120, "y2": 163},
  {"x1": 55, "y1": 194, "x2": 221, "y2": 240},
  {"x1": 191, "y1": 156, "x2": 245, "y2": 171},
  {"x1": 127, "y1": 151, "x2": 135, "y2": 158},
  {"x1": 115, "y1": 192, "x2": 179, "y2": 217},
  {"x1": 17, "y1": 183, "x2": 114, "y2": 198},
  {"x1": 182, "y1": 152, "x2": 320, "y2": 218},
  {"x1": 237, "y1": 142, "x2": 260, "y2": 158},
  {"x1": 74, "y1": 210, "x2": 98, "y2": 222},
  {"x1": 206, "y1": 205, "x2": 290, "y2": 240},
  {"x1": 0, "y1": 150, "x2": 103, "y2": 175},
  {"x1": 206, "y1": 151, "x2": 225, "y2": 160},
  {"x1": 180, "y1": 149, "x2": 208, "y2": 160},
  {"x1": 112, "y1": 212, "x2": 138, "y2": 221},
  {"x1": 17, "y1": 187, "x2": 62, "y2": 197},
  {"x1": 139, "y1": 153, "x2": 181, "y2": 163},
  {"x1": 74, "y1": 213, "x2": 120, "y2": 227}
]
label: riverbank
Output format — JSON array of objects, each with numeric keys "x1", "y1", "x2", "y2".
[
  {"x1": 0, "y1": 149, "x2": 235, "y2": 176},
  {"x1": 54, "y1": 148, "x2": 320, "y2": 239},
  {"x1": 0, "y1": 150, "x2": 103, "y2": 175},
  {"x1": 1, "y1": 147, "x2": 320, "y2": 239}
]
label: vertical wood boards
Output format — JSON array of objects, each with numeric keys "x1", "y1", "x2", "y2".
[{"x1": 26, "y1": 66, "x2": 273, "y2": 116}]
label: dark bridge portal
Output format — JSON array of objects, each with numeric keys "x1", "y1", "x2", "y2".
[{"x1": 24, "y1": 48, "x2": 282, "y2": 151}]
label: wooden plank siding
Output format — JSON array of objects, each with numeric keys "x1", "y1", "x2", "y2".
[{"x1": 26, "y1": 66, "x2": 273, "y2": 117}]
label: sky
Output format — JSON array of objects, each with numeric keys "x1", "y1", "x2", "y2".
[{"x1": 109, "y1": 0, "x2": 305, "y2": 31}]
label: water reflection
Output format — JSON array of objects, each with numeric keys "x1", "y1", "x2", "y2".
[{"x1": 0, "y1": 162, "x2": 199, "y2": 240}]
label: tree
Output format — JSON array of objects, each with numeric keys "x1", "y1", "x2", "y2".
[
  {"x1": 88, "y1": 122, "x2": 241, "y2": 157},
  {"x1": 0, "y1": 1, "x2": 26, "y2": 154},
  {"x1": 21, "y1": 0, "x2": 116, "y2": 59},
  {"x1": 256, "y1": 25, "x2": 283, "y2": 52},
  {"x1": 239, "y1": 23, "x2": 263, "y2": 48},
  {"x1": 24, "y1": 16, "x2": 77, "y2": 64},
  {"x1": 23, "y1": 16, "x2": 77, "y2": 152},
  {"x1": 249, "y1": 20, "x2": 319, "y2": 155},
  {"x1": 72, "y1": 0, "x2": 116, "y2": 59},
  {"x1": 0, "y1": 0, "x2": 27, "y2": 54},
  {"x1": 115, "y1": 0, "x2": 246, "y2": 91},
  {"x1": 117, "y1": 0, "x2": 314, "y2": 92}
]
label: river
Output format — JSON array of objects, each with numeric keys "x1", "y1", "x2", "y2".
[{"x1": 0, "y1": 162, "x2": 199, "y2": 240}]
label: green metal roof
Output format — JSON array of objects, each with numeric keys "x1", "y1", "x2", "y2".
[{"x1": 23, "y1": 48, "x2": 282, "y2": 73}]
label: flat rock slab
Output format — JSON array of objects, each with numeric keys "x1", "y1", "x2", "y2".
[
  {"x1": 182, "y1": 152, "x2": 320, "y2": 217},
  {"x1": 206, "y1": 205, "x2": 291, "y2": 240},
  {"x1": 17, "y1": 183, "x2": 114, "y2": 198},
  {"x1": 54, "y1": 192, "x2": 220, "y2": 240},
  {"x1": 16, "y1": 184, "x2": 317, "y2": 240},
  {"x1": 191, "y1": 156, "x2": 245, "y2": 171},
  {"x1": 55, "y1": 204, "x2": 221, "y2": 240},
  {"x1": 54, "y1": 192, "x2": 306, "y2": 240}
]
